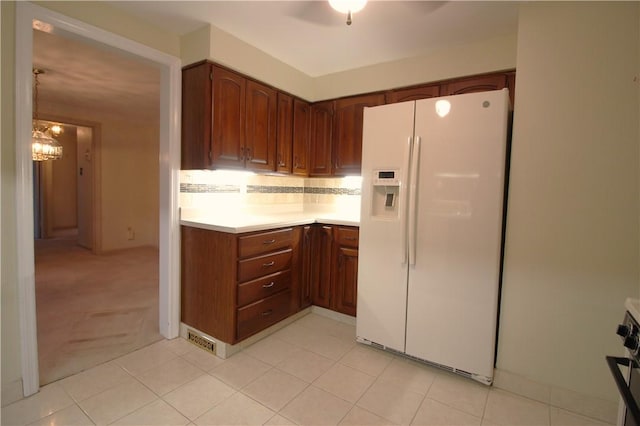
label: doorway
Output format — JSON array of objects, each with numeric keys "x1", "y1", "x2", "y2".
[
  {"x1": 33, "y1": 121, "x2": 92, "y2": 246},
  {"x1": 30, "y1": 115, "x2": 163, "y2": 385},
  {"x1": 15, "y1": 2, "x2": 181, "y2": 396}
]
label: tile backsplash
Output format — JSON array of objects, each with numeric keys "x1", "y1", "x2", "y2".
[{"x1": 180, "y1": 170, "x2": 362, "y2": 216}]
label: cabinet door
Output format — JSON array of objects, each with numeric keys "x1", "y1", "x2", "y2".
[
  {"x1": 181, "y1": 62, "x2": 213, "y2": 169},
  {"x1": 385, "y1": 83, "x2": 440, "y2": 104},
  {"x1": 276, "y1": 92, "x2": 293, "y2": 173},
  {"x1": 212, "y1": 66, "x2": 246, "y2": 169},
  {"x1": 311, "y1": 225, "x2": 333, "y2": 308},
  {"x1": 309, "y1": 101, "x2": 334, "y2": 176},
  {"x1": 334, "y1": 246, "x2": 358, "y2": 317},
  {"x1": 441, "y1": 73, "x2": 508, "y2": 96},
  {"x1": 332, "y1": 93, "x2": 385, "y2": 176},
  {"x1": 292, "y1": 99, "x2": 310, "y2": 176},
  {"x1": 299, "y1": 225, "x2": 313, "y2": 309},
  {"x1": 245, "y1": 80, "x2": 277, "y2": 171}
]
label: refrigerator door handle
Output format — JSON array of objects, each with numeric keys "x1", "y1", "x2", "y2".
[
  {"x1": 402, "y1": 136, "x2": 413, "y2": 265},
  {"x1": 408, "y1": 135, "x2": 421, "y2": 266}
]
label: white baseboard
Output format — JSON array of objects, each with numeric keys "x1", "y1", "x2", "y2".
[
  {"x1": 1, "y1": 379, "x2": 24, "y2": 407},
  {"x1": 311, "y1": 306, "x2": 356, "y2": 325}
]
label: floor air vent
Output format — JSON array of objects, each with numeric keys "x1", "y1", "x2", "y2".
[{"x1": 187, "y1": 330, "x2": 216, "y2": 355}]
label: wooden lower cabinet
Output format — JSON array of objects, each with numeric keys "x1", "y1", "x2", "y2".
[
  {"x1": 311, "y1": 225, "x2": 334, "y2": 309},
  {"x1": 309, "y1": 224, "x2": 360, "y2": 317},
  {"x1": 181, "y1": 225, "x2": 300, "y2": 344},
  {"x1": 299, "y1": 225, "x2": 313, "y2": 309},
  {"x1": 237, "y1": 290, "x2": 292, "y2": 340},
  {"x1": 181, "y1": 223, "x2": 359, "y2": 345},
  {"x1": 333, "y1": 227, "x2": 359, "y2": 316}
]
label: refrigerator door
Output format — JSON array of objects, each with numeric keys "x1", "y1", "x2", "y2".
[
  {"x1": 357, "y1": 101, "x2": 415, "y2": 353},
  {"x1": 405, "y1": 89, "x2": 509, "y2": 381}
]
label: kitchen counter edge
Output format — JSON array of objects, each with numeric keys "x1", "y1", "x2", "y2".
[{"x1": 180, "y1": 215, "x2": 360, "y2": 234}]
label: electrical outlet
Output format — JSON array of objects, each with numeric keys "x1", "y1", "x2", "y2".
[{"x1": 127, "y1": 227, "x2": 135, "y2": 240}]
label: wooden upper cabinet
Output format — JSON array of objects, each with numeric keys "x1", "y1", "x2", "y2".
[
  {"x1": 182, "y1": 61, "x2": 280, "y2": 172},
  {"x1": 385, "y1": 83, "x2": 440, "y2": 104},
  {"x1": 276, "y1": 93, "x2": 293, "y2": 173},
  {"x1": 212, "y1": 66, "x2": 246, "y2": 169},
  {"x1": 441, "y1": 73, "x2": 508, "y2": 97},
  {"x1": 181, "y1": 62, "x2": 213, "y2": 169},
  {"x1": 309, "y1": 100, "x2": 334, "y2": 176},
  {"x1": 182, "y1": 61, "x2": 515, "y2": 172},
  {"x1": 292, "y1": 98, "x2": 311, "y2": 176},
  {"x1": 332, "y1": 93, "x2": 385, "y2": 176},
  {"x1": 245, "y1": 79, "x2": 277, "y2": 171}
]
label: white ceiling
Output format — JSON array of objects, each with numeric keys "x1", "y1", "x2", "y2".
[
  {"x1": 33, "y1": 29, "x2": 161, "y2": 123},
  {"x1": 32, "y1": 1, "x2": 519, "y2": 123}
]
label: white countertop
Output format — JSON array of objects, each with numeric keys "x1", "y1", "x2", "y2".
[{"x1": 180, "y1": 210, "x2": 360, "y2": 233}]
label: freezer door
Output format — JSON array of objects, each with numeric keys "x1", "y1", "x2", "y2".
[
  {"x1": 405, "y1": 89, "x2": 509, "y2": 380},
  {"x1": 357, "y1": 101, "x2": 414, "y2": 353}
]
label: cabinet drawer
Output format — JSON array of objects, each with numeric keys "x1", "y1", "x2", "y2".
[
  {"x1": 238, "y1": 248, "x2": 292, "y2": 282},
  {"x1": 238, "y1": 270, "x2": 291, "y2": 307},
  {"x1": 336, "y1": 227, "x2": 359, "y2": 247},
  {"x1": 239, "y1": 228, "x2": 293, "y2": 258},
  {"x1": 237, "y1": 290, "x2": 291, "y2": 340}
]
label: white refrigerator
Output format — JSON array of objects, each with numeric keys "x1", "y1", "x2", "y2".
[{"x1": 356, "y1": 89, "x2": 510, "y2": 385}]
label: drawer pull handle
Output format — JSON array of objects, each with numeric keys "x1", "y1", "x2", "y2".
[
  {"x1": 263, "y1": 281, "x2": 275, "y2": 288},
  {"x1": 262, "y1": 261, "x2": 276, "y2": 268},
  {"x1": 262, "y1": 309, "x2": 273, "y2": 316},
  {"x1": 263, "y1": 239, "x2": 276, "y2": 245}
]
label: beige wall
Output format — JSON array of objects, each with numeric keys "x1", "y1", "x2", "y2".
[
  {"x1": 313, "y1": 34, "x2": 517, "y2": 100},
  {"x1": 76, "y1": 126, "x2": 93, "y2": 250},
  {"x1": 181, "y1": 24, "x2": 316, "y2": 101},
  {"x1": 1, "y1": 0, "x2": 23, "y2": 404},
  {"x1": 498, "y1": 1, "x2": 639, "y2": 402},
  {"x1": 99, "y1": 119, "x2": 159, "y2": 251},
  {"x1": 189, "y1": 24, "x2": 516, "y2": 102}
]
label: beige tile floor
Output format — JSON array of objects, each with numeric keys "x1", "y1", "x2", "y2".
[
  {"x1": 2, "y1": 313, "x2": 613, "y2": 426},
  {"x1": 35, "y1": 237, "x2": 162, "y2": 385}
]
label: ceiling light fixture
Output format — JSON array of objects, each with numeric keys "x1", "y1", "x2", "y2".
[
  {"x1": 329, "y1": 0, "x2": 367, "y2": 25},
  {"x1": 32, "y1": 68, "x2": 63, "y2": 161}
]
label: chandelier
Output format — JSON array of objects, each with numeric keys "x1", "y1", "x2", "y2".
[{"x1": 32, "y1": 68, "x2": 63, "y2": 161}]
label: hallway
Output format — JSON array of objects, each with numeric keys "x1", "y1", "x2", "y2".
[{"x1": 35, "y1": 237, "x2": 162, "y2": 385}]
